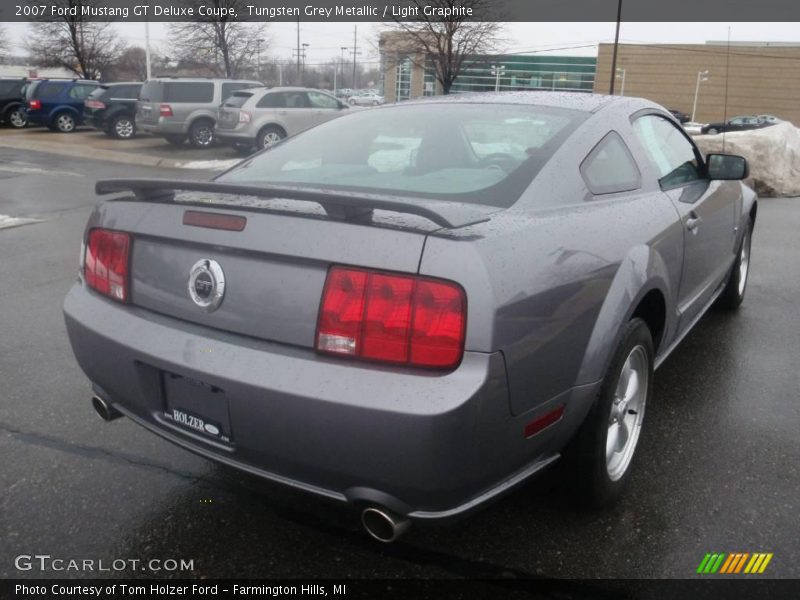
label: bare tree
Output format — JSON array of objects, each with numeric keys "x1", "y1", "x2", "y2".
[
  {"x1": 25, "y1": 1, "x2": 125, "y2": 79},
  {"x1": 383, "y1": 0, "x2": 504, "y2": 94},
  {"x1": 168, "y1": 0, "x2": 268, "y2": 79},
  {"x1": 0, "y1": 25, "x2": 9, "y2": 61}
]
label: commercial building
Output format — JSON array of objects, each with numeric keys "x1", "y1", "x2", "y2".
[
  {"x1": 594, "y1": 42, "x2": 800, "y2": 124},
  {"x1": 380, "y1": 32, "x2": 596, "y2": 103}
]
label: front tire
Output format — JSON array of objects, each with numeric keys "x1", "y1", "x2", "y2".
[
  {"x1": 564, "y1": 318, "x2": 654, "y2": 507},
  {"x1": 707, "y1": 127, "x2": 719, "y2": 135},
  {"x1": 716, "y1": 221, "x2": 752, "y2": 309},
  {"x1": 53, "y1": 112, "x2": 76, "y2": 133}
]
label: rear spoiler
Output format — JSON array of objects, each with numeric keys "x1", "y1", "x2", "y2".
[{"x1": 95, "y1": 179, "x2": 494, "y2": 230}]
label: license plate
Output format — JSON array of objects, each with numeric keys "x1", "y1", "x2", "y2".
[{"x1": 162, "y1": 372, "x2": 232, "y2": 443}]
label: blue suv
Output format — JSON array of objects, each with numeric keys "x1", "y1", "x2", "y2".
[{"x1": 25, "y1": 79, "x2": 101, "y2": 133}]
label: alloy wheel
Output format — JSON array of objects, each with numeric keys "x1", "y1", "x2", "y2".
[
  {"x1": 56, "y1": 114, "x2": 75, "y2": 132},
  {"x1": 606, "y1": 345, "x2": 648, "y2": 481},
  {"x1": 9, "y1": 110, "x2": 27, "y2": 128},
  {"x1": 738, "y1": 228, "x2": 751, "y2": 297},
  {"x1": 114, "y1": 118, "x2": 134, "y2": 138}
]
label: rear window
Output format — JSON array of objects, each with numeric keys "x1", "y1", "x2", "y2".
[
  {"x1": 29, "y1": 81, "x2": 65, "y2": 99},
  {"x1": 88, "y1": 86, "x2": 111, "y2": 100},
  {"x1": 221, "y1": 82, "x2": 259, "y2": 101},
  {"x1": 222, "y1": 92, "x2": 253, "y2": 108},
  {"x1": 219, "y1": 103, "x2": 586, "y2": 207},
  {"x1": 139, "y1": 81, "x2": 163, "y2": 102}
]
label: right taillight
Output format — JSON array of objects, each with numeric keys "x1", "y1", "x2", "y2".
[
  {"x1": 159, "y1": 103, "x2": 173, "y2": 117},
  {"x1": 83, "y1": 228, "x2": 131, "y2": 302},
  {"x1": 85, "y1": 99, "x2": 106, "y2": 110},
  {"x1": 28, "y1": 99, "x2": 41, "y2": 110},
  {"x1": 238, "y1": 111, "x2": 252, "y2": 123},
  {"x1": 316, "y1": 266, "x2": 466, "y2": 369}
]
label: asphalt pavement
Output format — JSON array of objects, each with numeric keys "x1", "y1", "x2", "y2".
[{"x1": 1, "y1": 147, "x2": 798, "y2": 582}]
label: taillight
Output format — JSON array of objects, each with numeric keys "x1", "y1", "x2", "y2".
[
  {"x1": 159, "y1": 103, "x2": 173, "y2": 117},
  {"x1": 83, "y1": 229, "x2": 131, "y2": 302},
  {"x1": 316, "y1": 266, "x2": 466, "y2": 369},
  {"x1": 28, "y1": 99, "x2": 41, "y2": 110},
  {"x1": 238, "y1": 111, "x2": 251, "y2": 123},
  {"x1": 85, "y1": 99, "x2": 106, "y2": 110}
]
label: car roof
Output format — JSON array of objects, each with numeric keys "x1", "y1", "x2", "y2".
[
  {"x1": 146, "y1": 77, "x2": 261, "y2": 84},
  {"x1": 402, "y1": 91, "x2": 661, "y2": 114}
]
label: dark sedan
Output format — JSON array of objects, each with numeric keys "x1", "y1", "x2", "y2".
[
  {"x1": 701, "y1": 115, "x2": 772, "y2": 135},
  {"x1": 84, "y1": 82, "x2": 142, "y2": 139},
  {"x1": 668, "y1": 109, "x2": 690, "y2": 123},
  {"x1": 64, "y1": 93, "x2": 756, "y2": 543}
]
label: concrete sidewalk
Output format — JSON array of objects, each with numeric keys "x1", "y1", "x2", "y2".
[{"x1": 0, "y1": 126, "x2": 242, "y2": 171}]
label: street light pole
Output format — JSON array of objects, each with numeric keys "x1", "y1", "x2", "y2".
[
  {"x1": 340, "y1": 47, "x2": 348, "y2": 89},
  {"x1": 144, "y1": 20, "x2": 152, "y2": 80},
  {"x1": 491, "y1": 64, "x2": 505, "y2": 92},
  {"x1": 692, "y1": 69, "x2": 709, "y2": 123},
  {"x1": 616, "y1": 68, "x2": 626, "y2": 96}
]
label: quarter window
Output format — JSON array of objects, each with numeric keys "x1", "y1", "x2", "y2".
[
  {"x1": 632, "y1": 115, "x2": 703, "y2": 189},
  {"x1": 256, "y1": 93, "x2": 284, "y2": 108},
  {"x1": 580, "y1": 132, "x2": 641, "y2": 195},
  {"x1": 164, "y1": 82, "x2": 214, "y2": 103}
]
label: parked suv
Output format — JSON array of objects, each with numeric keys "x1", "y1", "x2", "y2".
[
  {"x1": 0, "y1": 78, "x2": 30, "y2": 129},
  {"x1": 136, "y1": 77, "x2": 261, "y2": 148},
  {"x1": 84, "y1": 82, "x2": 142, "y2": 139},
  {"x1": 25, "y1": 79, "x2": 101, "y2": 132},
  {"x1": 215, "y1": 87, "x2": 348, "y2": 152}
]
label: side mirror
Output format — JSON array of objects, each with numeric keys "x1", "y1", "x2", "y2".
[{"x1": 707, "y1": 153, "x2": 749, "y2": 180}]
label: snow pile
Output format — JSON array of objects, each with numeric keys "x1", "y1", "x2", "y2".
[
  {"x1": 0, "y1": 215, "x2": 40, "y2": 230},
  {"x1": 694, "y1": 121, "x2": 800, "y2": 197},
  {"x1": 179, "y1": 159, "x2": 241, "y2": 171}
]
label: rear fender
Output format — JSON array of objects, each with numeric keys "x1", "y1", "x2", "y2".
[{"x1": 576, "y1": 244, "x2": 674, "y2": 387}]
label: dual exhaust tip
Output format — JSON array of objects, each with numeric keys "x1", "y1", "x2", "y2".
[
  {"x1": 91, "y1": 395, "x2": 410, "y2": 542},
  {"x1": 91, "y1": 395, "x2": 123, "y2": 422}
]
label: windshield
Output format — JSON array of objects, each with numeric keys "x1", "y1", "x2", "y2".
[{"x1": 218, "y1": 103, "x2": 586, "y2": 207}]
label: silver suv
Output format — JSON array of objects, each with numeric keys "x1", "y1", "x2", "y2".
[
  {"x1": 215, "y1": 87, "x2": 348, "y2": 152},
  {"x1": 136, "y1": 78, "x2": 261, "y2": 148}
]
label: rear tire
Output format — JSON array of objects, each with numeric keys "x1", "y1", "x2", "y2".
[
  {"x1": 188, "y1": 119, "x2": 215, "y2": 149},
  {"x1": 563, "y1": 318, "x2": 653, "y2": 507},
  {"x1": 256, "y1": 126, "x2": 285, "y2": 150},
  {"x1": 109, "y1": 115, "x2": 136, "y2": 139},
  {"x1": 716, "y1": 221, "x2": 752, "y2": 310},
  {"x1": 164, "y1": 134, "x2": 186, "y2": 146},
  {"x1": 53, "y1": 111, "x2": 76, "y2": 133}
]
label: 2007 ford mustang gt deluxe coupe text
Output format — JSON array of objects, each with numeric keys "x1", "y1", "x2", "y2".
[{"x1": 64, "y1": 93, "x2": 756, "y2": 542}]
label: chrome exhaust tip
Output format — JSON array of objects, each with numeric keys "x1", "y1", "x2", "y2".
[
  {"x1": 361, "y1": 507, "x2": 410, "y2": 543},
  {"x1": 91, "y1": 395, "x2": 123, "y2": 422}
]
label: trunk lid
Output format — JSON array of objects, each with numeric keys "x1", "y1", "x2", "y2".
[{"x1": 92, "y1": 184, "x2": 488, "y2": 349}]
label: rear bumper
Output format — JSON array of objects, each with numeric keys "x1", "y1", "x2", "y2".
[
  {"x1": 214, "y1": 129, "x2": 255, "y2": 145},
  {"x1": 136, "y1": 118, "x2": 185, "y2": 136},
  {"x1": 63, "y1": 283, "x2": 595, "y2": 519}
]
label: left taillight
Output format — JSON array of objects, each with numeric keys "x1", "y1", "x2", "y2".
[
  {"x1": 85, "y1": 99, "x2": 106, "y2": 110},
  {"x1": 83, "y1": 228, "x2": 131, "y2": 302},
  {"x1": 316, "y1": 266, "x2": 466, "y2": 369}
]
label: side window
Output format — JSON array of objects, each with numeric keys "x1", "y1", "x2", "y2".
[
  {"x1": 283, "y1": 92, "x2": 310, "y2": 108},
  {"x1": 256, "y1": 93, "x2": 285, "y2": 108},
  {"x1": 307, "y1": 91, "x2": 340, "y2": 109},
  {"x1": 36, "y1": 82, "x2": 64, "y2": 98},
  {"x1": 632, "y1": 115, "x2": 704, "y2": 189},
  {"x1": 580, "y1": 131, "x2": 641, "y2": 195},
  {"x1": 69, "y1": 85, "x2": 96, "y2": 100},
  {"x1": 165, "y1": 82, "x2": 214, "y2": 103}
]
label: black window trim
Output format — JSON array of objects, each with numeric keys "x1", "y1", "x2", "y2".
[{"x1": 579, "y1": 130, "x2": 643, "y2": 196}]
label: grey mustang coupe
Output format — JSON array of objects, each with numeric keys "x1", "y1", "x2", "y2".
[{"x1": 64, "y1": 92, "x2": 756, "y2": 542}]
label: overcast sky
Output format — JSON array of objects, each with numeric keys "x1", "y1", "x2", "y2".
[{"x1": 4, "y1": 21, "x2": 800, "y2": 65}]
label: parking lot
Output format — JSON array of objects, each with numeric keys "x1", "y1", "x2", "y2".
[{"x1": 1, "y1": 140, "x2": 798, "y2": 582}]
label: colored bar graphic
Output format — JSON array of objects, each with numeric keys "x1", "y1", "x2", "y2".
[{"x1": 699, "y1": 552, "x2": 774, "y2": 575}]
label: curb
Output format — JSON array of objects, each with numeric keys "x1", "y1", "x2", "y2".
[{"x1": 0, "y1": 135, "x2": 214, "y2": 170}]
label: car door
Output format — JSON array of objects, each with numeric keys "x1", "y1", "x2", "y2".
[
  {"x1": 632, "y1": 114, "x2": 738, "y2": 329},
  {"x1": 274, "y1": 91, "x2": 316, "y2": 136},
  {"x1": 307, "y1": 91, "x2": 344, "y2": 125}
]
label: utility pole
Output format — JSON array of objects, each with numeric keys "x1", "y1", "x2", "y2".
[
  {"x1": 340, "y1": 46, "x2": 348, "y2": 88},
  {"x1": 144, "y1": 20, "x2": 152, "y2": 80},
  {"x1": 609, "y1": 0, "x2": 623, "y2": 95},
  {"x1": 692, "y1": 70, "x2": 709, "y2": 123},
  {"x1": 296, "y1": 16, "x2": 301, "y2": 84},
  {"x1": 302, "y1": 43, "x2": 310, "y2": 79},
  {"x1": 616, "y1": 67, "x2": 626, "y2": 96},
  {"x1": 351, "y1": 25, "x2": 360, "y2": 90}
]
